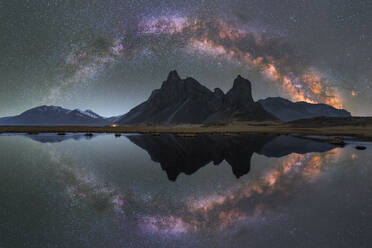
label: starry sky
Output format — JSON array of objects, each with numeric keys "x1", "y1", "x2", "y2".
[
  {"x1": 2, "y1": 133, "x2": 372, "y2": 247},
  {"x1": 1, "y1": 0, "x2": 371, "y2": 117}
]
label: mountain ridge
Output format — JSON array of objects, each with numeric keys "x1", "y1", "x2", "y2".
[
  {"x1": 0, "y1": 105, "x2": 120, "y2": 126},
  {"x1": 0, "y1": 71, "x2": 352, "y2": 126},
  {"x1": 116, "y1": 70, "x2": 277, "y2": 125},
  {"x1": 258, "y1": 97, "x2": 351, "y2": 122}
]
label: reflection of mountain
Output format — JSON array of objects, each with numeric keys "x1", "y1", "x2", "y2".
[
  {"x1": 128, "y1": 134, "x2": 272, "y2": 181},
  {"x1": 127, "y1": 134, "x2": 336, "y2": 181},
  {"x1": 24, "y1": 134, "x2": 97, "y2": 143},
  {"x1": 258, "y1": 135, "x2": 336, "y2": 157},
  {"x1": 18, "y1": 132, "x2": 337, "y2": 180}
]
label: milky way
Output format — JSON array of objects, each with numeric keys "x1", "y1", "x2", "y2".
[
  {"x1": 47, "y1": 139, "x2": 356, "y2": 235},
  {"x1": 1, "y1": 0, "x2": 371, "y2": 116}
]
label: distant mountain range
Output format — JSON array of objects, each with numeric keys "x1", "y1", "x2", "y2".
[
  {"x1": 0, "y1": 71, "x2": 351, "y2": 126},
  {"x1": 0, "y1": 106, "x2": 121, "y2": 126},
  {"x1": 258, "y1": 97, "x2": 351, "y2": 122}
]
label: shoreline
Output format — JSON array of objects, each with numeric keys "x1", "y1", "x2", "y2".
[{"x1": 1, "y1": 122, "x2": 372, "y2": 141}]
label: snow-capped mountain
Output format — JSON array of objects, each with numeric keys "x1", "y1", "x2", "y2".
[
  {"x1": 79, "y1": 109, "x2": 103, "y2": 119},
  {"x1": 0, "y1": 106, "x2": 115, "y2": 126}
]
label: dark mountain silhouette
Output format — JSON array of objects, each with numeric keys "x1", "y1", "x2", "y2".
[
  {"x1": 116, "y1": 71, "x2": 277, "y2": 125},
  {"x1": 0, "y1": 106, "x2": 115, "y2": 126},
  {"x1": 127, "y1": 134, "x2": 336, "y2": 181},
  {"x1": 258, "y1": 97, "x2": 351, "y2": 122},
  {"x1": 0, "y1": 71, "x2": 352, "y2": 126}
]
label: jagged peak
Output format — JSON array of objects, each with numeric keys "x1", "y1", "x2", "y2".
[
  {"x1": 161, "y1": 70, "x2": 182, "y2": 89},
  {"x1": 167, "y1": 70, "x2": 181, "y2": 81},
  {"x1": 232, "y1": 75, "x2": 252, "y2": 89},
  {"x1": 226, "y1": 75, "x2": 254, "y2": 104},
  {"x1": 160, "y1": 73, "x2": 212, "y2": 95}
]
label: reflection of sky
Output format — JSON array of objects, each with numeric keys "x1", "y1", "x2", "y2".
[{"x1": 0, "y1": 134, "x2": 371, "y2": 247}]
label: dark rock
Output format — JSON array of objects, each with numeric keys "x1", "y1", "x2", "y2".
[
  {"x1": 117, "y1": 71, "x2": 277, "y2": 125},
  {"x1": 355, "y1": 145, "x2": 366, "y2": 150},
  {"x1": 166, "y1": 70, "x2": 181, "y2": 82},
  {"x1": 225, "y1": 75, "x2": 254, "y2": 106}
]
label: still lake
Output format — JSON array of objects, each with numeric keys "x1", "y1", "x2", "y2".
[{"x1": 0, "y1": 133, "x2": 371, "y2": 248}]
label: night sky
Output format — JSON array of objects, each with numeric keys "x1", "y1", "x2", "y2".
[{"x1": 1, "y1": 0, "x2": 371, "y2": 117}]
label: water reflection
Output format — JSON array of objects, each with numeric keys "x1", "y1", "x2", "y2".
[
  {"x1": 25, "y1": 133, "x2": 97, "y2": 143},
  {"x1": 0, "y1": 134, "x2": 370, "y2": 247},
  {"x1": 128, "y1": 134, "x2": 336, "y2": 181},
  {"x1": 13, "y1": 133, "x2": 338, "y2": 181}
]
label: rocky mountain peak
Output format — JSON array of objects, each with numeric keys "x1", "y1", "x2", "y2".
[
  {"x1": 166, "y1": 70, "x2": 181, "y2": 82},
  {"x1": 231, "y1": 75, "x2": 252, "y2": 92},
  {"x1": 161, "y1": 70, "x2": 182, "y2": 90},
  {"x1": 160, "y1": 72, "x2": 212, "y2": 99},
  {"x1": 117, "y1": 71, "x2": 276, "y2": 124},
  {"x1": 226, "y1": 75, "x2": 254, "y2": 107}
]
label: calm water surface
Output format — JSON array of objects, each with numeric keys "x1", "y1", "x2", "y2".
[{"x1": 0, "y1": 133, "x2": 371, "y2": 248}]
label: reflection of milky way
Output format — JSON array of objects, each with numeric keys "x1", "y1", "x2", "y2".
[
  {"x1": 52, "y1": 14, "x2": 345, "y2": 108},
  {"x1": 161, "y1": 148, "x2": 349, "y2": 232},
  {"x1": 49, "y1": 147, "x2": 357, "y2": 235},
  {"x1": 49, "y1": 149, "x2": 125, "y2": 214}
]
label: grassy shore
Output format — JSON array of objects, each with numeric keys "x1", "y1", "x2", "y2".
[{"x1": 1, "y1": 119, "x2": 372, "y2": 140}]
